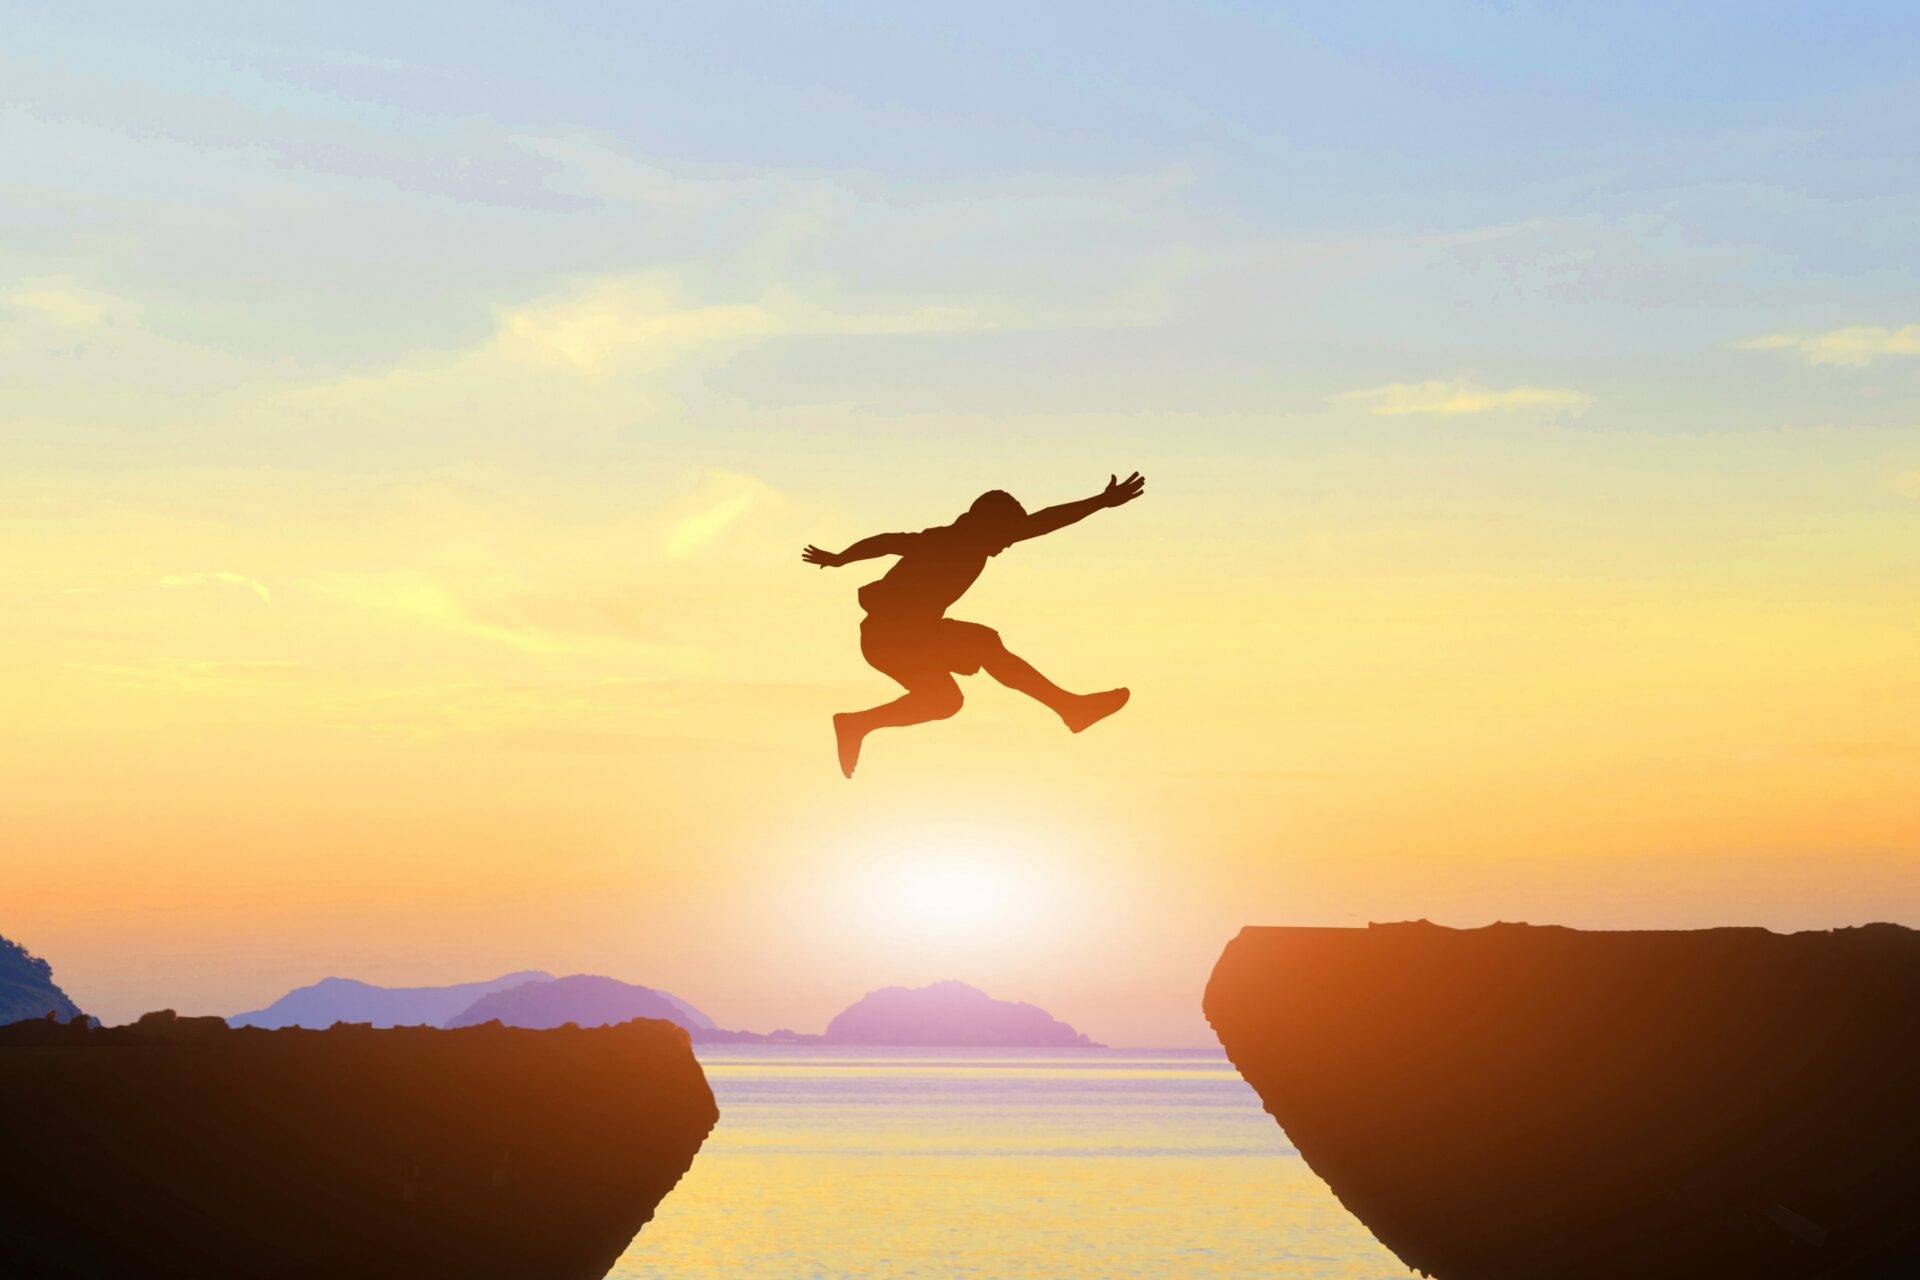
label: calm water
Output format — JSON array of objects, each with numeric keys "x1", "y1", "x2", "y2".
[{"x1": 611, "y1": 1047, "x2": 1407, "y2": 1279}]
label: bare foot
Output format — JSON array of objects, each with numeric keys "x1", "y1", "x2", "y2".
[
  {"x1": 1062, "y1": 687, "x2": 1129, "y2": 734},
  {"x1": 833, "y1": 713, "x2": 865, "y2": 778}
]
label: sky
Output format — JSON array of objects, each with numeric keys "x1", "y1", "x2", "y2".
[{"x1": 4, "y1": 2, "x2": 1918, "y2": 1045}]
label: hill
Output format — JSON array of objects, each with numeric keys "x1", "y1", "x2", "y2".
[
  {"x1": 0, "y1": 932, "x2": 85, "y2": 1026},
  {"x1": 230, "y1": 971, "x2": 553, "y2": 1029},
  {"x1": 822, "y1": 980, "x2": 1098, "y2": 1047},
  {"x1": 445, "y1": 975, "x2": 716, "y2": 1033}
]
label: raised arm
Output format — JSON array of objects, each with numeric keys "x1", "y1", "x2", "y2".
[
  {"x1": 1013, "y1": 472, "x2": 1145, "y2": 543},
  {"x1": 801, "y1": 532, "x2": 916, "y2": 568}
]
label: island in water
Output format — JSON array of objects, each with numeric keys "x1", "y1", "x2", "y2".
[
  {"x1": 234, "y1": 972, "x2": 1100, "y2": 1048},
  {"x1": 821, "y1": 979, "x2": 1099, "y2": 1047},
  {"x1": 447, "y1": 974, "x2": 718, "y2": 1034},
  {"x1": 1205, "y1": 919, "x2": 1920, "y2": 1280},
  {"x1": 229, "y1": 969, "x2": 554, "y2": 1029}
]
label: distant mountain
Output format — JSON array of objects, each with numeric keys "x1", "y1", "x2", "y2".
[
  {"x1": 823, "y1": 980, "x2": 1099, "y2": 1047},
  {"x1": 0, "y1": 932, "x2": 84, "y2": 1027},
  {"x1": 444, "y1": 975, "x2": 717, "y2": 1033},
  {"x1": 229, "y1": 971, "x2": 552, "y2": 1029}
]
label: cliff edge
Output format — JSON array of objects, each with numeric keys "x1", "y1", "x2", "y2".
[
  {"x1": 1204, "y1": 921, "x2": 1920, "y2": 1280},
  {"x1": 0, "y1": 1011, "x2": 717, "y2": 1280}
]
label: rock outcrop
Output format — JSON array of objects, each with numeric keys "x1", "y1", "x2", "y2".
[
  {"x1": 1204, "y1": 920, "x2": 1920, "y2": 1280},
  {"x1": 230, "y1": 970, "x2": 553, "y2": 1029},
  {"x1": 445, "y1": 974, "x2": 716, "y2": 1033},
  {"x1": 824, "y1": 979, "x2": 1100, "y2": 1047},
  {"x1": 0, "y1": 1010, "x2": 717, "y2": 1280},
  {"x1": 0, "y1": 932, "x2": 84, "y2": 1026}
]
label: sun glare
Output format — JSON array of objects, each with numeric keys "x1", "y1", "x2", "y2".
[
  {"x1": 886, "y1": 862, "x2": 1007, "y2": 933},
  {"x1": 853, "y1": 831, "x2": 1062, "y2": 942}
]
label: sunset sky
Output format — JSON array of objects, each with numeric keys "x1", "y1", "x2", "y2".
[{"x1": 6, "y1": 4, "x2": 1918, "y2": 1044}]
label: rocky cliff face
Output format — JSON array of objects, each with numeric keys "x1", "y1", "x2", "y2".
[
  {"x1": 0, "y1": 933, "x2": 84, "y2": 1026},
  {"x1": 1204, "y1": 921, "x2": 1920, "y2": 1280},
  {"x1": 0, "y1": 1010, "x2": 717, "y2": 1280}
]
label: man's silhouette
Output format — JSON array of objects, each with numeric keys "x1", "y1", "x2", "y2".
[{"x1": 803, "y1": 472, "x2": 1145, "y2": 777}]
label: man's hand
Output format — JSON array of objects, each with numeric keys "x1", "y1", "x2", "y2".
[
  {"x1": 801, "y1": 545, "x2": 843, "y2": 568},
  {"x1": 1100, "y1": 471, "x2": 1146, "y2": 508},
  {"x1": 1012, "y1": 472, "x2": 1148, "y2": 544}
]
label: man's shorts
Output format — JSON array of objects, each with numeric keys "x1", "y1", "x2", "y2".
[{"x1": 860, "y1": 614, "x2": 1000, "y2": 687}]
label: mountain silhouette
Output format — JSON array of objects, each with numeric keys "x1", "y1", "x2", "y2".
[
  {"x1": 822, "y1": 980, "x2": 1098, "y2": 1047},
  {"x1": 444, "y1": 975, "x2": 716, "y2": 1033},
  {"x1": 230, "y1": 970, "x2": 553, "y2": 1029},
  {"x1": 227, "y1": 971, "x2": 1093, "y2": 1045},
  {"x1": 0, "y1": 931, "x2": 85, "y2": 1026}
]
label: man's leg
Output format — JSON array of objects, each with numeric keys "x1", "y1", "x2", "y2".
[
  {"x1": 834, "y1": 677, "x2": 963, "y2": 778},
  {"x1": 978, "y1": 643, "x2": 1075, "y2": 717},
  {"x1": 974, "y1": 629, "x2": 1129, "y2": 733}
]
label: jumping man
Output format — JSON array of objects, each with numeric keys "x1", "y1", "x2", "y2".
[{"x1": 802, "y1": 472, "x2": 1145, "y2": 777}]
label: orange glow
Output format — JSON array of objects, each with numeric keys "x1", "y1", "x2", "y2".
[{"x1": 5, "y1": 428, "x2": 1917, "y2": 1046}]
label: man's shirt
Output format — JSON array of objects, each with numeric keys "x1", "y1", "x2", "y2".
[{"x1": 856, "y1": 522, "x2": 1015, "y2": 619}]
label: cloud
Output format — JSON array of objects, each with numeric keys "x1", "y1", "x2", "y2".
[
  {"x1": 308, "y1": 567, "x2": 703, "y2": 662},
  {"x1": 156, "y1": 571, "x2": 271, "y2": 605},
  {"x1": 4, "y1": 282, "x2": 133, "y2": 331},
  {"x1": 664, "y1": 471, "x2": 775, "y2": 559},
  {"x1": 261, "y1": 270, "x2": 988, "y2": 444},
  {"x1": 1333, "y1": 379, "x2": 1593, "y2": 417},
  {"x1": 487, "y1": 274, "x2": 982, "y2": 378},
  {"x1": 492, "y1": 277, "x2": 786, "y2": 378},
  {"x1": 309, "y1": 570, "x2": 572, "y2": 654},
  {"x1": 1742, "y1": 325, "x2": 1920, "y2": 367},
  {"x1": 515, "y1": 134, "x2": 1196, "y2": 332},
  {"x1": 515, "y1": 134, "x2": 777, "y2": 213}
]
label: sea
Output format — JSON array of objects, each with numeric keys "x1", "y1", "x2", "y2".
[{"x1": 610, "y1": 1046, "x2": 1408, "y2": 1279}]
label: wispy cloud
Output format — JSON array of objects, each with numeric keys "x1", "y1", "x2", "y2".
[
  {"x1": 490, "y1": 274, "x2": 984, "y2": 378},
  {"x1": 1333, "y1": 379, "x2": 1593, "y2": 417},
  {"x1": 492, "y1": 277, "x2": 786, "y2": 379},
  {"x1": 308, "y1": 567, "x2": 701, "y2": 662},
  {"x1": 263, "y1": 270, "x2": 989, "y2": 443},
  {"x1": 4, "y1": 281, "x2": 133, "y2": 331},
  {"x1": 1742, "y1": 325, "x2": 1920, "y2": 367},
  {"x1": 664, "y1": 471, "x2": 775, "y2": 559},
  {"x1": 310, "y1": 570, "x2": 569, "y2": 654},
  {"x1": 156, "y1": 571, "x2": 271, "y2": 605}
]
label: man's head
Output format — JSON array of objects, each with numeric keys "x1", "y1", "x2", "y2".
[{"x1": 960, "y1": 489, "x2": 1026, "y2": 543}]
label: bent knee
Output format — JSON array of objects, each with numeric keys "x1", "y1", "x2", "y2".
[
  {"x1": 921, "y1": 684, "x2": 965, "y2": 719},
  {"x1": 954, "y1": 622, "x2": 1007, "y2": 664}
]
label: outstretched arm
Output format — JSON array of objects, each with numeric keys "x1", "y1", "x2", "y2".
[
  {"x1": 1013, "y1": 472, "x2": 1146, "y2": 543},
  {"x1": 801, "y1": 532, "x2": 915, "y2": 568}
]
